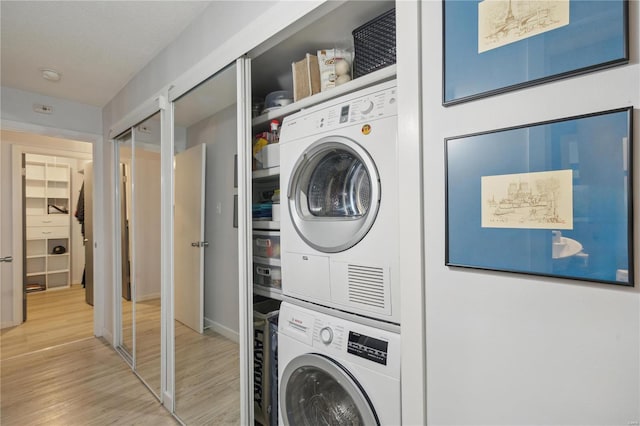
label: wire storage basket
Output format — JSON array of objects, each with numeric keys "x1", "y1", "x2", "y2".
[{"x1": 352, "y1": 8, "x2": 396, "y2": 78}]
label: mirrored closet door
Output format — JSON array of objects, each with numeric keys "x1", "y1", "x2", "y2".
[
  {"x1": 114, "y1": 113, "x2": 163, "y2": 400},
  {"x1": 115, "y1": 131, "x2": 133, "y2": 362},
  {"x1": 131, "y1": 113, "x2": 162, "y2": 398},
  {"x1": 171, "y1": 63, "x2": 241, "y2": 424}
]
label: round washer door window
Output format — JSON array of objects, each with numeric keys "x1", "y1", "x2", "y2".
[
  {"x1": 288, "y1": 136, "x2": 380, "y2": 253},
  {"x1": 281, "y1": 353, "x2": 379, "y2": 426}
]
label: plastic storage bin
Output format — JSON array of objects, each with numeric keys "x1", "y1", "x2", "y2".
[
  {"x1": 253, "y1": 262, "x2": 282, "y2": 289},
  {"x1": 254, "y1": 299, "x2": 281, "y2": 426},
  {"x1": 253, "y1": 231, "x2": 281, "y2": 259}
]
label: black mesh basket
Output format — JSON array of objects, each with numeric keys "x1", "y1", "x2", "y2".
[{"x1": 352, "y1": 8, "x2": 396, "y2": 78}]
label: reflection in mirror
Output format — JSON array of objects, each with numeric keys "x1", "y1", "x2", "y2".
[
  {"x1": 132, "y1": 112, "x2": 162, "y2": 398},
  {"x1": 115, "y1": 131, "x2": 133, "y2": 360},
  {"x1": 173, "y1": 63, "x2": 240, "y2": 424}
]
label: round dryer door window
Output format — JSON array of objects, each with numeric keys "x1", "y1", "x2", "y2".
[
  {"x1": 281, "y1": 353, "x2": 379, "y2": 426},
  {"x1": 288, "y1": 136, "x2": 381, "y2": 253}
]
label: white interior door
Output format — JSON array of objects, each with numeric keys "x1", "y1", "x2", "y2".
[{"x1": 174, "y1": 143, "x2": 206, "y2": 334}]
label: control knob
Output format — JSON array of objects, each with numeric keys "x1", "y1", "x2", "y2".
[
  {"x1": 360, "y1": 99, "x2": 374, "y2": 115},
  {"x1": 319, "y1": 326, "x2": 334, "y2": 344}
]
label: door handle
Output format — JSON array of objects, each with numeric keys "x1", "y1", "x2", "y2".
[
  {"x1": 191, "y1": 241, "x2": 209, "y2": 248},
  {"x1": 0, "y1": 256, "x2": 13, "y2": 263}
]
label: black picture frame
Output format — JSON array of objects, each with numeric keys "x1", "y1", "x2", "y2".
[
  {"x1": 443, "y1": 0, "x2": 629, "y2": 105},
  {"x1": 445, "y1": 107, "x2": 634, "y2": 286}
]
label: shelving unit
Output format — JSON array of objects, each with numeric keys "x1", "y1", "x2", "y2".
[
  {"x1": 251, "y1": 164, "x2": 281, "y2": 299},
  {"x1": 24, "y1": 154, "x2": 71, "y2": 292},
  {"x1": 251, "y1": 64, "x2": 396, "y2": 127}
]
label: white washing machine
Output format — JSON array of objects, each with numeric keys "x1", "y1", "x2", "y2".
[
  {"x1": 278, "y1": 301, "x2": 401, "y2": 425},
  {"x1": 279, "y1": 80, "x2": 399, "y2": 324}
]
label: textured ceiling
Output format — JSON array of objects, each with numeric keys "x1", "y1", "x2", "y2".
[{"x1": 1, "y1": 1, "x2": 211, "y2": 107}]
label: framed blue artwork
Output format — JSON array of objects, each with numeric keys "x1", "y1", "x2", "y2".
[
  {"x1": 445, "y1": 107, "x2": 634, "y2": 286},
  {"x1": 443, "y1": 0, "x2": 629, "y2": 105}
]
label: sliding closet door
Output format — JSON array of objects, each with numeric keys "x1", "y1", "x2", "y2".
[
  {"x1": 114, "y1": 131, "x2": 134, "y2": 361},
  {"x1": 132, "y1": 112, "x2": 163, "y2": 399},
  {"x1": 171, "y1": 62, "x2": 242, "y2": 425},
  {"x1": 114, "y1": 113, "x2": 163, "y2": 402}
]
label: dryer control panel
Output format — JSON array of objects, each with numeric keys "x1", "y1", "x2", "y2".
[
  {"x1": 316, "y1": 87, "x2": 396, "y2": 131},
  {"x1": 280, "y1": 80, "x2": 397, "y2": 143}
]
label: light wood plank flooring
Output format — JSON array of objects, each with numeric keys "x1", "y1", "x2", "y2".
[
  {"x1": 1, "y1": 337, "x2": 177, "y2": 425},
  {"x1": 174, "y1": 321, "x2": 240, "y2": 425},
  {"x1": 119, "y1": 296, "x2": 241, "y2": 424},
  {"x1": 0, "y1": 285, "x2": 94, "y2": 360},
  {"x1": 0, "y1": 285, "x2": 177, "y2": 425}
]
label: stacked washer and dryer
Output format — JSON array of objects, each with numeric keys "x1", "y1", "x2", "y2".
[{"x1": 277, "y1": 79, "x2": 401, "y2": 425}]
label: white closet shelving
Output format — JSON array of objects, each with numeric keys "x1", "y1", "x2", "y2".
[{"x1": 24, "y1": 154, "x2": 71, "y2": 292}]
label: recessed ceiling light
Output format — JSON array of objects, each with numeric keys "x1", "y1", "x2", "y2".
[{"x1": 40, "y1": 68, "x2": 61, "y2": 82}]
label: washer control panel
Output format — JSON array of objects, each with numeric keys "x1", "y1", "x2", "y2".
[
  {"x1": 311, "y1": 317, "x2": 389, "y2": 366},
  {"x1": 347, "y1": 331, "x2": 389, "y2": 365},
  {"x1": 313, "y1": 320, "x2": 344, "y2": 350},
  {"x1": 279, "y1": 301, "x2": 400, "y2": 375}
]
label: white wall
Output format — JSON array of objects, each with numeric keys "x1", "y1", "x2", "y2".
[
  {"x1": 0, "y1": 130, "x2": 92, "y2": 326},
  {"x1": 102, "y1": 1, "x2": 277, "y2": 134},
  {"x1": 1, "y1": 87, "x2": 101, "y2": 137},
  {"x1": 186, "y1": 104, "x2": 239, "y2": 336},
  {"x1": 421, "y1": 1, "x2": 640, "y2": 424}
]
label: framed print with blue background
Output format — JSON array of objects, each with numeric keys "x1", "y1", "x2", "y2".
[
  {"x1": 443, "y1": 0, "x2": 629, "y2": 105},
  {"x1": 445, "y1": 107, "x2": 633, "y2": 286}
]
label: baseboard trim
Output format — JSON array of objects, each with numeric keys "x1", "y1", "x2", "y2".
[
  {"x1": 136, "y1": 292, "x2": 161, "y2": 302},
  {"x1": 1, "y1": 320, "x2": 19, "y2": 329},
  {"x1": 204, "y1": 317, "x2": 239, "y2": 343},
  {"x1": 102, "y1": 328, "x2": 114, "y2": 346}
]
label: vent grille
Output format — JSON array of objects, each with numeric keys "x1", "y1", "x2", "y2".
[{"x1": 348, "y1": 265, "x2": 386, "y2": 309}]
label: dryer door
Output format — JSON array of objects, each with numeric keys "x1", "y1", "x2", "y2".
[
  {"x1": 287, "y1": 136, "x2": 381, "y2": 253},
  {"x1": 280, "y1": 353, "x2": 379, "y2": 426}
]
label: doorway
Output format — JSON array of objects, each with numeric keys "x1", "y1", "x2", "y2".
[{"x1": 1, "y1": 130, "x2": 94, "y2": 360}]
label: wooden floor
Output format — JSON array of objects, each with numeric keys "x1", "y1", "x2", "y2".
[
  {"x1": 117, "y1": 296, "x2": 242, "y2": 424},
  {"x1": 0, "y1": 285, "x2": 94, "y2": 360},
  {"x1": 174, "y1": 322, "x2": 240, "y2": 425},
  {"x1": 0, "y1": 285, "x2": 177, "y2": 425}
]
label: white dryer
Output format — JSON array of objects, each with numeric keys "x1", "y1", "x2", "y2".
[
  {"x1": 278, "y1": 301, "x2": 401, "y2": 426},
  {"x1": 279, "y1": 80, "x2": 399, "y2": 324}
]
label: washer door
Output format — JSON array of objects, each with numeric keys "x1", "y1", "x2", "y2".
[
  {"x1": 288, "y1": 136, "x2": 380, "y2": 253},
  {"x1": 281, "y1": 353, "x2": 379, "y2": 426}
]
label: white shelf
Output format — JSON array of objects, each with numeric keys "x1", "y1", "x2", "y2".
[
  {"x1": 45, "y1": 285, "x2": 70, "y2": 291},
  {"x1": 253, "y1": 285, "x2": 283, "y2": 301},
  {"x1": 252, "y1": 220, "x2": 280, "y2": 230},
  {"x1": 252, "y1": 64, "x2": 396, "y2": 127},
  {"x1": 253, "y1": 256, "x2": 281, "y2": 267},
  {"x1": 252, "y1": 166, "x2": 280, "y2": 180},
  {"x1": 24, "y1": 154, "x2": 72, "y2": 292}
]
